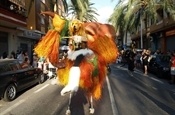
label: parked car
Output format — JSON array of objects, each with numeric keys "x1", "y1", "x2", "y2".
[
  {"x1": 0, "y1": 59, "x2": 45, "y2": 102},
  {"x1": 148, "y1": 55, "x2": 171, "y2": 78}
]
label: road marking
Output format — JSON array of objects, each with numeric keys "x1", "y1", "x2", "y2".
[
  {"x1": 34, "y1": 84, "x2": 49, "y2": 93},
  {"x1": 0, "y1": 99, "x2": 25, "y2": 115},
  {"x1": 149, "y1": 77, "x2": 164, "y2": 84},
  {"x1": 170, "y1": 89, "x2": 175, "y2": 93},
  {"x1": 152, "y1": 87, "x2": 157, "y2": 90},
  {"x1": 117, "y1": 66, "x2": 164, "y2": 84},
  {"x1": 106, "y1": 76, "x2": 119, "y2": 115}
]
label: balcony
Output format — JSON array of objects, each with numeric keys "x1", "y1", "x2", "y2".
[
  {"x1": 131, "y1": 17, "x2": 175, "y2": 40},
  {"x1": 0, "y1": 0, "x2": 27, "y2": 27},
  {"x1": 150, "y1": 17, "x2": 175, "y2": 34}
]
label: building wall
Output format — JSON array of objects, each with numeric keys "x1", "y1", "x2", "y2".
[
  {"x1": 26, "y1": 0, "x2": 36, "y2": 30},
  {"x1": 0, "y1": 0, "x2": 67, "y2": 59},
  {"x1": 0, "y1": 27, "x2": 18, "y2": 57}
]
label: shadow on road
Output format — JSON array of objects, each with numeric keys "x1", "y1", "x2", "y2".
[{"x1": 69, "y1": 89, "x2": 89, "y2": 115}]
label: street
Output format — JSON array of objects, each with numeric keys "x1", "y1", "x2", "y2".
[
  {"x1": 0, "y1": 63, "x2": 175, "y2": 115},
  {"x1": 110, "y1": 64, "x2": 175, "y2": 115}
]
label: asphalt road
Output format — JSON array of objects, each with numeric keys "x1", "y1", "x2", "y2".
[
  {"x1": 110, "y1": 64, "x2": 175, "y2": 115},
  {"x1": 0, "y1": 77, "x2": 113, "y2": 115},
  {"x1": 0, "y1": 63, "x2": 175, "y2": 115}
]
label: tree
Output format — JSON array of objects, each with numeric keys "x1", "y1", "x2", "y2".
[
  {"x1": 108, "y1": 2, "x2": 128, "y2": 47},
  {"x1": 68, "y1": 0, "x2": 99, "y2": 22},
  {"x1": 109, "y1": 0, "x2": 175, "y2": 48}
]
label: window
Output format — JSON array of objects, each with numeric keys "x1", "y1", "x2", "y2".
[
  {"x1": 0, "y1": 64, "x2": 11, "y2": 73},
  {"x1": 9, "y1": 63, "x2": 19, "y2": 71}
]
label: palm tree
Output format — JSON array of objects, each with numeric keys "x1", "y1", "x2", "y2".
[
  {"x1": 68, "y1": 0, "x2": 99, "y2": 22},
  {"x1": 82, "y1": 2, "x2": 99, "y2": 22},
  {"x1": 108, "y1": 2, "x2": 128, "y2": 47},
  {"x1": 109, "y1": 0, "x2": 175, "y2": 48}
]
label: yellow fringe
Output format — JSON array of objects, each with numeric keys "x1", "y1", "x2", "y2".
[{"x1": 34, "y1": 30, "x2": 60, "y2": 63}]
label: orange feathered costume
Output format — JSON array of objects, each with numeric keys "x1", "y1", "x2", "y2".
[{"x1": 34, "y1": 12, "x2": 119, "y2": 100}]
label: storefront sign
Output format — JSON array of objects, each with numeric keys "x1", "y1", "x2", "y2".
[
  {"x1": 166, "y1": 29, "x2": 175, "y2": 36},
  {"x1": 23, "y1": 30, "x2": 41, "y2": 38}
]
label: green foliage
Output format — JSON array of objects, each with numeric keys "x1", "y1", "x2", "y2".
[
  {"x1": 109, "y1": 0, "x2": 175, "y2": 41},
  {"x1": 68, "y1": 0, "x2": 99, "y2": 22}
]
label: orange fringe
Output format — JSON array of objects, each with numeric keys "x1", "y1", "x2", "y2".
[{"x1": 87, "y1": 35, "x2": 118, "y2": 65}]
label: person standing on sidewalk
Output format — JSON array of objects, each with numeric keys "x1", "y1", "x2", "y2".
[{"x1": 170, "y1": 51, "x2": 175, "y2": 84}]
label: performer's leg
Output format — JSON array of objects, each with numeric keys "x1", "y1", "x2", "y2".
[{"x1": 88, "y1": 95, "x2": 95, "y2": 114}]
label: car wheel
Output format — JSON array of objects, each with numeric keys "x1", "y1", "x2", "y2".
[
  {"x1": 3, "y1": 84, "x2": 17, "y2": 102},
  {"x1": 39, "y1": 73, "x2": 45, "y2": 84}
]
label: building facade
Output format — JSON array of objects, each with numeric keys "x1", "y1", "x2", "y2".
[
  {"x1": 130, "y1": 5, "x2": 175, "y2": 53},
  {"x1": 0, "y1": 0, "x2": 66, "y2": 61}
]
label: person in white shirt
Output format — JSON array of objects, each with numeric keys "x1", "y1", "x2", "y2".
[{"x1": 17, "y1": 51, "x2": 25, "y2": 64}]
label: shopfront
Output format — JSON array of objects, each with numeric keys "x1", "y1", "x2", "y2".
[
  {"x1": 17, "y1": 28, "x2": 43, "y2": 62},
  {"x1": 0, "y1": 31, "x2": 8, "y2": 58},
  {"x1": 166, "y1": 29, "x2": 175, "y2": 51}
]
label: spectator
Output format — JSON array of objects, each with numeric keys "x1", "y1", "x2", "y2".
[
  {"x1": 169, "y1": 51, "x2": 175, "y2": 84},
  {"x1": 21, "y1": 58, "x2": 30, "y2": 68},
  {"x1": 32, "y1": 53, "x2": 38, "y2": 68},
  {"x1": 127, "y1": 50, "x2": 135, "y2": 71},
  {"x1": 142, "y1": 50, "x2": 150, "y2": 75},
  {"x1": 154, "y1": 49, "x2": 161, "y2": 56},
  {"x1": 37, "y1": 57, "x2": 45, "y2": 69},
  {"x1": 135, "y1": 51, "x2": 142, "y2": 68},
  {"x1": 17, "y1": 51, "x2": 25, "y2": 64},
  {"x1": 120, "y1": 50, "x2": 128, "y2": 67},
  {"x1": 2, "y1": 52, "x2": 8, "y2": 59},
  {"x1": 23, "y1": 51, "x2": 30, "y2": 64},
  {"x1": 47, "y1": 58, "x2": 57, "y2": 79},
  {"x1": 9, "y1": 51, "x2": 16, "y2": 59}
]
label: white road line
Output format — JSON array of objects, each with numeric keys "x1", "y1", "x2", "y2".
[
  {"x1": 106, "y1": 76, "x2": 119, "y2": 115},
  {"x1": 149, "y1": 77, "x2": 164, "y2": 84},
  {"x1": 152, "y1": 87, "x2": 157, "y2": 90},
  {"x1": 0, "y1": 99, "x2": 25, "y2": 115},
  {"x1": 118, "y1": 66, "x2": 164, "y2": 84},
  {"x1": 34, "y1": 84, "x2": 49, "y2": 93}
]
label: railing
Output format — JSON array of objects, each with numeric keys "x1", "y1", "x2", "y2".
[{"x1": 0, "y1": 0, "x2": 26, "y2": 17}]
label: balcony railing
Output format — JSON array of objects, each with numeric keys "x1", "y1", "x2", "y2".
[
  {"x1": 131, "y1": 17, "x2": 175, "y2": 40},
  {"x1": 0, "y1": 0, "x2": 26, "y2": 17}
]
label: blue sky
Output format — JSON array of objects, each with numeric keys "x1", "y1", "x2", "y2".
[{"x1": 91, "y1": 0, "x2": 119, "y2": 23}]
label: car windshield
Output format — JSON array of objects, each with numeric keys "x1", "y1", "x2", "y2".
[{"x1": 156, "y1": 55, "x2": 171, "y2": 63}]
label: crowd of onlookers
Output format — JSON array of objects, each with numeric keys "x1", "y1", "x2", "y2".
[
  {"x1": 1, "y1": 50, "x2": 31, "y2": 68},
  {"x1": 1, "y1": 48, "x2": 175, "y2": 84},
  {"x1": 116, "y1": 48, "x2": 175, "y2": 84},
  {"x1": 0, "y1": 50, "x2": 58, "y2": 79}
]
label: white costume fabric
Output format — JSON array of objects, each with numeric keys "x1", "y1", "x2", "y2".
[
  {"x1": 67, "y1": 48, "x2": 94, "y2": 61},
  {"x1": 60, "y1": 35, "x2": 94, "y2": 96},
  {"x1": 60, "y1": 67, "x2": 80, "y2": 96}
]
